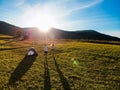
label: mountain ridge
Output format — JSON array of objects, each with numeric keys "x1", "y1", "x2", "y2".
[
  {"x1": 49, "y1": 28, "x2": 120, "y2": 41},
  {"x1": 0, "y1": 21, "x2": 23, "y2": 36},
  {"x1": 0, "y1": 21, "x2": 120, "y2": 41}
]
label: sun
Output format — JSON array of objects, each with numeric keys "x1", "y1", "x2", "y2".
[
  {"x1": 34, "y1": 14, "x2": 58, "y2": 32},
  {"x1": 21, "y1": 6, "x2": 60, "y2": 33},
  {"x1": 36, "y1": 15, "x2": 53, "y2": 32}
]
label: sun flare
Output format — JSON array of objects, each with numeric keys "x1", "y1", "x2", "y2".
[
  {"x1": 24, "y1": 13, "x2": 58, "y2": 32},
  {"x1": 35, "y1": 15, "x2": 54, "y2": 32},
  {"x1": 21, "y1": 4, "x2": 61, "y2": 33}
]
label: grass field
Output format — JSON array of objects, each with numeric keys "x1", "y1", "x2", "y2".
[{"x1": 0, "y1": 35, "x2": 120, "y2": 90}]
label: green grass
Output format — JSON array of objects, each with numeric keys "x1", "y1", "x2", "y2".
[{"x1": 0, "y1": 36, "x2": 120, "y2": 90}]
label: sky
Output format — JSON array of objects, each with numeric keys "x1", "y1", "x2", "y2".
[{"x1": 0, "y1": 0, "x2": 120, "y2": 37}]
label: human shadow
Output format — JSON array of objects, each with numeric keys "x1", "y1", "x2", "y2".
[
  {"x1": 0, "y1": 39, "x2": 14, "y2": 45},
  {"x1": 0, "y1": 46, "x2": 29, "y2": 51},
  {"x1": 52, "y1": 54, "x2": 71, "y2": 90},
  {"x1": 44, "y1": 55, "x2": 51, "y2": 90},
  {"x1": 8, "y1": 55, "x2": 37, "y2": 85}
]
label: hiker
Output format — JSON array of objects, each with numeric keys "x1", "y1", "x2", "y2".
[
  {"x1": 50, "y1": 44, "x2": 55, "y2": 51},
  {"x1": 27, "y1": 47, "x2": 38, "y2": 56},
  {"x1": 44, "y1": 44, "x2": 48, "y2": 55}
]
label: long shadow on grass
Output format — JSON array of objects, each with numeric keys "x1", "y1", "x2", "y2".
[
  {"x1": 52, "y1": 54, "x2": 71, "y2": 90},
  {"x1": 8, "y1": 54, "x2": 37, "y2": 85},
  {"x1": 44, "y1": 55, "x2": 51, "y2": 90},
  {"x1": 0, "y1": 47, "x2": 29, "y2": 51},
  {"x1": 0, "y1": 39, "x2": 14, "y2": 45}
]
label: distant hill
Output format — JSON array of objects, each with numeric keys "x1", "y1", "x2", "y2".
[
  {"x1": 49, "y1": 28, "x2": 120, "y2": 41},
  {"x1": 0, "y1": 21, "x2": 120, "y2": 41},
  {"x1": 0, "y1": 21, "x2": 23, "y2": 36}
]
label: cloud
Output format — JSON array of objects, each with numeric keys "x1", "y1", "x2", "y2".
[
  {"x1": 18, "y1": 0, "x2": 104, "y2": 18},
  {"x1": 12, "y1": 0, "x2": 105, "y2": 28},
  {"x1": 57, "y1": 14, "x2": 120, "y2": 31},
  {"x1": 62, "y1": 0, "x2": 103, "y2": 16},
  {"x1": 42, "y1": 0, "x2": 104, "y2": 17},
  {"x1": 103, "y1": 30, "x2": 120, "y2": 38},
  {"x1": 15, "y1": 0, "x2": 26, "y2": 7}
]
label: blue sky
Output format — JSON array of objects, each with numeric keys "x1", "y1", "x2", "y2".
[{"x1": 0, "y1": 0, "x2": 120, "y2": 37}]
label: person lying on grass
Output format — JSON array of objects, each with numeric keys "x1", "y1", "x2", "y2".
[{"x1": 27, "y1": 47, "x2": 38, "y2": 56}]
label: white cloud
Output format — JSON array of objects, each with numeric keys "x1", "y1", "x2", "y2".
[
  {"x1": 15, "y1": 0, "x2": 26, "y2": 7},
  {"x1": 18, "y1": 0, "x2": 104, "y2": 18},
  {"x1": 17, "y1": 0, "x2": 104, "y2": 25},
  {"x1": 103, "y1": 31, "x2": 120, "y2": 38},
  {"x1": 62, "y1": 0, "x2": 103, "y2": 16}
]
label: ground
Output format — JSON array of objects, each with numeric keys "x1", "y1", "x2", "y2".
[{"x1": 0, "y1": 35, "x2": 120, "y2": 90}]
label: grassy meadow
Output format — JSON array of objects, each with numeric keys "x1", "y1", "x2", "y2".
[{"x1": 0, "y1": 35, "x2": 120, "y2": 90}]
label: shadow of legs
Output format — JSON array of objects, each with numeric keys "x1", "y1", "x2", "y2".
[
  {"x1": 53, "y1": 54, "x2": 71, "y2": 90},
  {"x1": 0, "y1": 46, "x2": 29, "y2": 51},
  {"x1": 44, "y1": 55, "x2": 51, "y2": 90},
  {"x1": 9, "y1": 55, "x2": 37, "y2": 85}
]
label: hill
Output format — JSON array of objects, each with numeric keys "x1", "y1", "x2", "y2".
[
  {"x1": 49, "y1": 28, "x2": 120, "y2": 41},
  {"x1": 0, "y1": 21, "x2": 120, "y2": 41},
  {"x1": 0, "y1": 21, "x2": 23, "y2": 36}
]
